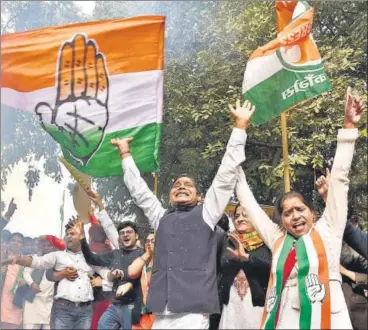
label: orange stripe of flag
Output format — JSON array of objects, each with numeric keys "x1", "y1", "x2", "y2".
[
  {"x1": 311, "y1": 229, "x2": 331, "y2": 329},
  {"x1": 249, "y1": 8, "x2": 315, "y2": 61},
  {"x1": 1, "y1": 16, "x2": 165, "y2": 93}
]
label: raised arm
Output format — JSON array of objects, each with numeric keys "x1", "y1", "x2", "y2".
[
  {"x1": 1, "y1": 198, "x2": 17, "y2": 232},
  {"x1": 111, "y1": 138, "x2": 166, "y2": 230},
  {"x1": 95, "y1": 210, "x2": 119, "y2": 250},
  {"x1": 236, "y1": 167, "x2": 282, "y2": 249},
  {"x1": 87, "y1": 192, "x2": 119, "y2": 249},
  {"x1": 320, "y1": 88, "x2": 364, "y2": 240},
  {"x1": 316, "y1": 176, "x2": 368, "y2": 259},
  {"x1": 127, "y1": 243, "x2": 153, "y2": 280},
  {"x1": 202, "y1": 100, "x2": 255, "y2": 229},
  {"x1": 72, "y1": 218, "x2": 114, "y2": 267},
  {"x1": 80, "y1": 238, "x2": 113, "y2": 267}
]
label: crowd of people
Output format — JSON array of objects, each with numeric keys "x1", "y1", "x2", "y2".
[{"x1": 0, "y1": 88, "x2": 367, "y2": 330}]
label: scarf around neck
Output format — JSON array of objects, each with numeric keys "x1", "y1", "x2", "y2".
[
  {"x1": 233, "y1": 230, "x2": 265, "y2": 252},
  {"x1": 261, "y1": 228, "x2": 331, "y2": 329}
]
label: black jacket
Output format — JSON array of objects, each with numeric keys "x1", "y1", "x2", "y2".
[
  {"x1": 340, "y1": 244, "x2": 368, "y2": 330},
  {"x1": 218, "y1": 238, "x2": 271, "y2": 307},
  {"x1": 80, "y1": 238, "x2": 144, "y2": 306},
  {"x1": 343, "y1": 222, "x2": 368, "y2": 259}
]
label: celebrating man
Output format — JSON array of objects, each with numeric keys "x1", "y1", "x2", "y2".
[{"x1": 111, "y1": 100, "x2": 255, "y2": 329}]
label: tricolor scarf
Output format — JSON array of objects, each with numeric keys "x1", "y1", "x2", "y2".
[
  {"x1": 261, "y1": 228, "x2": 331, "y2": 329},
  {"x1": 10, "y1": 266, "x2": 25, "y2": 294},
  {"x1": 234, "y1": 230, "x2": 265, "y2": 252}
]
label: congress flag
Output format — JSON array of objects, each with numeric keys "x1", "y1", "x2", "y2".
[
  {"x1": 1, "y1": 16, "x2": 165, "y2": 176},
  {"x1": 242, "y1": 1, "x2": 331, "y2": 125}
]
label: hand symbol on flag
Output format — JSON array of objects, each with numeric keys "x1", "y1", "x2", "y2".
[
  {"x1": 306, "y1": 273, "x2": 326, "y2": 303},
  {"x1": 35, "y1": 34, "x2": 109, "y2": 165}
]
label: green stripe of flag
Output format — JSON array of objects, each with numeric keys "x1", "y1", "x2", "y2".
[
  {"x1": 243, "y1": 67, "x2": 331, "y2": 126},
  {"x1": 55, "y1": 123, "x2": 162, "y2": 177},
  {"x1": 296, "y1": 237, "x2": 312, "y2": 329}
]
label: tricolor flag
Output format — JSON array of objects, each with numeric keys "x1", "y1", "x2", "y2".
[
  {"x1": 243, "y1": 1, "x2": 331, "y2": 125},
  {"x1": 1, "y1": 16, "x2": 165, "y2": 176}
]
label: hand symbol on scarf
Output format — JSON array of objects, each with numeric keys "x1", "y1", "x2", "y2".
[
  {"x1": 306, "y1": 273, "x2": 326, "y2": 303},
  {"x1": 266, "y1": 287, "x2": 277, "y2": 313}
]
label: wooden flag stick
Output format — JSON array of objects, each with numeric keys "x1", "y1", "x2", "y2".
[
  {"x1": 59, "y1": 157, "x2": 94, "y2": 196},
  {"x1": 154, "y1": 172, "x2": 159, "y2": 196},
  {"x1": 280, "y1": 112, "x2": 291, "y2": 193}
]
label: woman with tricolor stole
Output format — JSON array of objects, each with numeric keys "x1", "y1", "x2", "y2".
[
  {"x1": 218, "y1": 204, "x2": 272, "y2": 329},
  {"x1": 235, "y1": 87, "x2": 365, "y2": 329}
]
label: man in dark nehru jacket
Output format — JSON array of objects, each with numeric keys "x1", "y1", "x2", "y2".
[{"x1": 111, "y1": 99, "x2": 255, "y2": 329}]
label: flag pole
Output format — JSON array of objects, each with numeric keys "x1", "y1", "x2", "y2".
[
  {"x1": 154, "y1": 173, "x2": 159, "y2": 196},
  {"x1": 281, "y1": 112, "x2": 291, "y2": 192}
]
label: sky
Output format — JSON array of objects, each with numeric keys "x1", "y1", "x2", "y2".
[
  {"x1": 75, "y1": 1, "x2": 96, "y2": 15},
  {"x1": 1, "y1": 159, "x2": 78, "y2": 238}
]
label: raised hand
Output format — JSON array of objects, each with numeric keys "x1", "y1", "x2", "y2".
[
  {"x1": 344, "y1": 87, "x2": 366, "y2": 128},
  {"x1": 315, "y1": 168, "x2": 330, "y2": 202},
  {"x1": 72, "y1": 217, "x2": 85, "y2": 239},
  {"x1": 145, "y1": 241, "x2": 154, "y2": 259},
  {"x1": 306, "y1": 273, "x2": 326, "y2": 303},
  {"x1": 35, "y1": 34, "x2": 109, "y2": 165},
  {"x1": 86, "y1": 190, "x2": 104, "y2": 211},
  {"x1": 111, "y1": 137, "x2": 134, "y2": 158},
  {"x1": 226, "y1": 233, "x2": 249, "y2": 262},
  {"x1": 228, "y1": 99, "x2": 256, "y2": 129},
  {"x1": 4, "y1": 197, "x2": 17, "y2": 220}
]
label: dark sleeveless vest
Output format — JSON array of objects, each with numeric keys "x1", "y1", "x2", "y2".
[{"x1": 146, "y1": 205, "x2": 220, "y2": 313}]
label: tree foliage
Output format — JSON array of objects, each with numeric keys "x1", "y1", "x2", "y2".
[{"x1": 1, "y1": 1, "x2": 367, "y2": 230}]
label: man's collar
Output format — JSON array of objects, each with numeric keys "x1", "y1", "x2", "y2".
[
  {"x1": 65, "y1": 248, "x2": 82, "y2": 255},
  {"x1": 167, "y1": 204, "x2": 197, "y2": 214}
]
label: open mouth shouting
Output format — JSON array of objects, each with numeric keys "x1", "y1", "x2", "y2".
[{"x1": 292, "y1": 220, "x2": 307, "y2": 234}]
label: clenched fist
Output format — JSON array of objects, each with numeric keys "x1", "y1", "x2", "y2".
[{"x1": 35, "y1": 34, "x2": 109, "y2": 165}]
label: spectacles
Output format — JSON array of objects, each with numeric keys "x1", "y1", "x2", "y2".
[
  {"x1": 145, "y1": 239, "x2": 155, "y2": 243},
  {"x1": 119, "y1": 229, "x2": 135, "y2": 236}
]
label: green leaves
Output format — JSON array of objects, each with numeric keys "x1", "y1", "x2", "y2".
[{"x1": 1, "y1": 1, "x2": 367, "y2": 223}]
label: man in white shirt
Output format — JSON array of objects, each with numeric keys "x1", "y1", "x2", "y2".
[
  {"x1": 2, "y1": 221, "x2": 109, "y2": 329},
  {"x1": 22, "y1": 238, "x2": 57, "y2": 330}
]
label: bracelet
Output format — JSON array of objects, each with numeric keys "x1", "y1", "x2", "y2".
[{"x1": 120, "y1": 151, "x2": 131, "y2": 155}]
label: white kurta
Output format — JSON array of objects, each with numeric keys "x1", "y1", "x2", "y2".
[
  {"x1": 22, "y1": 270, "x2": 54, "y2": 326},
  {"x1": 236, "y1": 128, "x2": 358, "y2": 329},
  {"x1": 219, "y1": 270, "x2": 263, "y2": 329}
]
